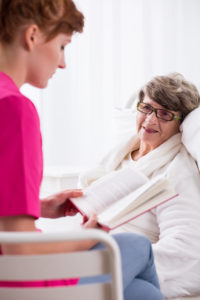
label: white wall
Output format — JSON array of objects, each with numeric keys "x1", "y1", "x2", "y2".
[{"x1": 22, "y1": 0, "x2": 200, "y2": 171}]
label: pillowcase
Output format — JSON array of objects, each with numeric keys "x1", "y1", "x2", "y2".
[{"x1": 180, "y1": 106, "x2": 200, "y2": 169}]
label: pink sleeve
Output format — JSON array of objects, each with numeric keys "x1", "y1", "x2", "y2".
[{"x1": 0, "y1": 95, "x2": 43, "y2": 218}]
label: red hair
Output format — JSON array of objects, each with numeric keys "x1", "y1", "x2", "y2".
[{"x1": 0, "y1": 0, "x2": 84, "y2": 44}]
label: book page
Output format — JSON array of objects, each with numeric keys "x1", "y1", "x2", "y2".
[
  {"x1": 99, "y1": 187, "x2": 177, "y2": 229},
  {"x1": 97, "y1": 175, "x2": 170, "y2": 225},
  {"x1": 70, "y1": 167, "x2": 148, "y2": 216}
]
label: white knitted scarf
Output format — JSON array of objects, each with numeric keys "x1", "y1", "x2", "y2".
[{"x1": 79, "y1": 133, "x2": 182, "y2": 187}]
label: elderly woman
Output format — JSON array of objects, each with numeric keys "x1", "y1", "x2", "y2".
[{"x1": 79, "y1": 73, "x2": 200, "y2": 299}]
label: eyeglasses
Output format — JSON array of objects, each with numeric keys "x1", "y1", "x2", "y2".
[{"x1": 137, "y1": 102, "x2": 182, "y2": 122}]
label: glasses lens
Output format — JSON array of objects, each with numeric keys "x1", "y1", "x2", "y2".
[
  {"x1": 157, "y1": 109, "x2": 173, "y2": 121},
  {"x1": 138, "y1": 103, "x2": 152, "y2": 114}
]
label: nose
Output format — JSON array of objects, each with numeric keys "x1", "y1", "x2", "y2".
[{"x1": 58, "y1": 52, "x2": 66, "y2": 69}]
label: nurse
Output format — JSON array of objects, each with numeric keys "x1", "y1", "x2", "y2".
[{"x1": 0, "y1": 1, "x2": 163, "y2": 299}]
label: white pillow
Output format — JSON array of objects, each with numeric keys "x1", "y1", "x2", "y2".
[{"x1": 180, "y1": 106, "x2": 200, "y2": 169}]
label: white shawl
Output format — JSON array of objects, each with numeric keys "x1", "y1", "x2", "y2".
[
  {"x1": 79, "y1": 132, "x2": 200, "y2": 298},
  {"x1": 79, "y1": 133, "x2": 182, "y2": 187}
]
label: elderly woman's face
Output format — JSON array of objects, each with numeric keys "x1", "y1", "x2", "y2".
[{"x1": 136, "y1": 95, "x2": 181, "y2": 149}]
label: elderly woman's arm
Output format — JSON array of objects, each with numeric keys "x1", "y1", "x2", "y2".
[{"x1": 152, "y1": 147, "x2": 200, "y2": 297}]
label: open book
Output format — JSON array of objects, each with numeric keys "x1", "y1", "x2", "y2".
[{"x1": 70, "y1": 167, "x2": 178, "y2": 230}]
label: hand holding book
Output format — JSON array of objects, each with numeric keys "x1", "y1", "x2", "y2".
[{"x1": 70, "y1": 167, "x2": 178, "y2": 230}]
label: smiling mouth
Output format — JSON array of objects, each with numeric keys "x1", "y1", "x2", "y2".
[{"x1": 143, "y1": 126, "x2": 158, "y2": 133}]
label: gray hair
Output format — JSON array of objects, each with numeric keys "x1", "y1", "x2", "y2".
[{"x1": 139, "y1": 73, "x2": 200, "y2": 121}]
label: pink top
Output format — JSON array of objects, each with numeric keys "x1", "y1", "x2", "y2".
[
  {"x1": 0, "y1": 72, "x2": 78, "y2": 287},
  {"x1": 0, "y1": 72, "x2": 43, "y2": 219}
]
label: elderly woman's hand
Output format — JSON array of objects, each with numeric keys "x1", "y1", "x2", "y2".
[{"x1": 82, "y1": 214, "x2": 110, "y2": 233}]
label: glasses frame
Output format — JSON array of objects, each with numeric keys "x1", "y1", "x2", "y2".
[{"x1": 137, "y1": 102, "x2": 182, "y2": 122}]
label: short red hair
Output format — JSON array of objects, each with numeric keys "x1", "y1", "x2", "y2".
[{"x1": 0, "y1": 0, "x2": 84, "y2": 44}]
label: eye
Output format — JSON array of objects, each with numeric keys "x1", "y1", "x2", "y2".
[
  {"x1": 141, "y1": 103, "x2": 152, "y2": 113},
  {"x1": 61, "y1": 45, "x2": 65, "y2": 51},
  {"x1": 158, "y1": 109, "x2": 173, "y2": 120}
]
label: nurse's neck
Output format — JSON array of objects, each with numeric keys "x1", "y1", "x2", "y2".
[{"x1": 0, "y1": 43, "x2": 27, "y2": 88}]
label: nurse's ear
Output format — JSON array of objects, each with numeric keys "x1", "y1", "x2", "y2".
[{"x1": 24, "y1": 24, "x2": 43, "y2": 51}]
